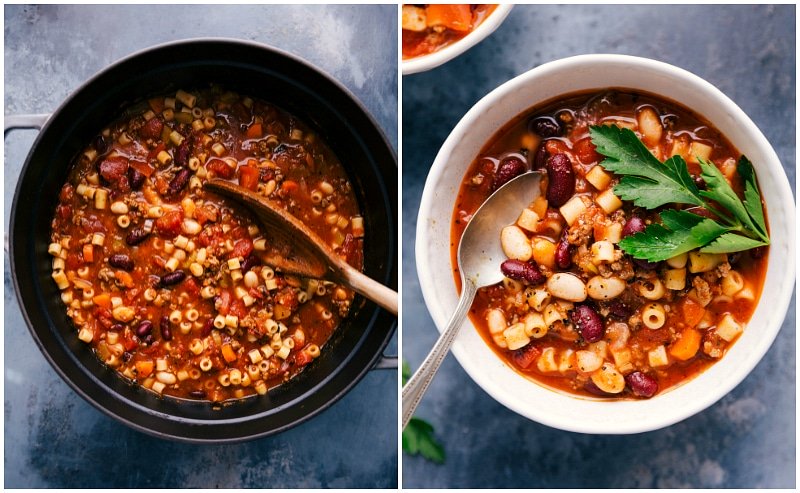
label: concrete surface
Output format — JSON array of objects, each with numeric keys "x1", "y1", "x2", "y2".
[
  {"x1": 4, "y1": 4, "x2": 397, "y2": 488},
  {"x1": 402, "y1": 4, "x2": 795, "y2": 488}
]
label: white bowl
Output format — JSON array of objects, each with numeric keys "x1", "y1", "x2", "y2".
[
  {"x1": 415, "y1": 54, "x2": 796, "y2": 434},
  {"x1": 402, "y1": 5, "x2": 513, "y2": 75}
]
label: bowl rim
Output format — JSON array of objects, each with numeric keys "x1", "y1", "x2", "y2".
[
  {"x1": 402, "y1": 4, "x2": 513, "y2": 75},
  {"x1": 415, "y1": 53, "x2": 796, "y2": 434}
]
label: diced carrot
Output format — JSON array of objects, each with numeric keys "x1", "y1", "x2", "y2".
[
  {"x1": 221, "y1": 344, "x2": 237, "y2": 363},
  {"x1": 669, "y1": 328, "x2": 702, "y2": 361},
  {"x1": 147, "y1": 98, "x2": 165, "y2": 114},
  {"x1": 238, "y1": 166, "x2": 260, "y2": 191},
  {"x1": 245, "y1": 122, "x2": 262, "y2": 139},
  {"x1": 136, "y1": 360, "x2": 154, "y2": 377},
  {"x1": 681, "y1": 298, "x2": 706, "y2": 328},
  {"x1": 281, "y1": 180, "x2": 299, "y2": 193},
  {"x1": 82, "y1": 244, "x2": 94, "y2": 263},
  {"x1": 129, "y1": 159, "x2": 155, "y2": 178},
  {"x1": 425, "y1": 4, "x2": 473, "y2": 31},
  {"x1": 116, "y1": 271, "x2": 134, "y2": 289},
  {"x1": 92, "y1": 293, "x2": 112, "y2": 309}
]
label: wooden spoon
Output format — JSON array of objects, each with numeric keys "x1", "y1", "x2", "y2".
[{"x1": 204, "y1": 179, "x2": 397, "y2": 315}]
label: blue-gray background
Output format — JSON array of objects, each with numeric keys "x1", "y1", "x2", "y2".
[
  {"x1": 4, "y1": 4, "x2": 397, "y2": 488},
  {"x1": 403, "y1": 4, "x2": 795, "y2": 488}
]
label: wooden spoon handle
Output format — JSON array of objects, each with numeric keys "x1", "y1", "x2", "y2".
[{"x1": 339, "y1": 263, "x2": 398, "y2": 315}]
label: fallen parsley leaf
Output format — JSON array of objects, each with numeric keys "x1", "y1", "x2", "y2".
[
  {"x1": 589, "y1": 125, "x2": 769, "y2": 260},
  {"x1": 401, "y1": 360, "x2": 445, "y2": 464}
]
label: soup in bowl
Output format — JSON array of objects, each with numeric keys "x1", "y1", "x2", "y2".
[{"x1": 416, "y1": 54, "x2": 795, "y2": 433}]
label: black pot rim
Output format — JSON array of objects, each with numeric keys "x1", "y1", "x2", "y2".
[{"x1": 9, "y1": 37, "x2": 397, "y2": 443}]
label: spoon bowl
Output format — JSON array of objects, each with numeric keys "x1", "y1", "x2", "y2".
[{"x1": 402, "y1": 171, "x2": 542, "y2": 427}]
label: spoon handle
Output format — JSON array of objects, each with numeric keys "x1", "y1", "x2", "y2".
[
  {"x1": 340, "y1": 264, "x2": 398, "y2": 315},
  {"x1": 402, "y1": 279, "x2": 477, "y2": 428}
]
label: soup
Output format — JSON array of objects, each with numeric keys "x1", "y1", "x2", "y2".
[{"x1": 452, "y1": 90, "x2": 769, "y2": 398}]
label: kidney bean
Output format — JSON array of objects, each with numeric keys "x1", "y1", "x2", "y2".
[
  {"x1": 501, "y1": 259, "x2": 545, "y2": 285},
  {"x1": 167, "y1": 168, "x2": 191, "y2": 196},
  {"x1": 126, "y1": 227, "x2": 151, "y2": 246},
  {"x1": 693, "y1": 175, "x2": 706, "y2": 190},
  {"x1": 98, "y1": 156, "x2": 129, "y2": 184},
  {"x1": 533, "y1": 143, "x2": 549, "y2": 170},
  {"x1": 200, "y1": 317, "x2": 214, "y2": 337},
  {"x1": 584, "y1": 379, "x2": 614, "y2": 397},
  {"x1": 143, "y1": 334, "x2": 155, "y2": 345},
  {"x1": 122, "y1": 351, "x2": 133, "y2": 363},
  {"x1": 625, "y1": 371, "x2": 659, "y2": 398},
  {"x1": 493, "y1": 156, "x2": 526, "y2": 191},
  {"x1": 621, "y1": 216, "x2": 646, "y2": 238},
  {"x1": 241, "y1": 254, "x2": 260, "y2": 273},
  {"x1": 633, "y1": 258, "x2": 660, "y2": 270},
  {"x1": 528, "y1": 116, "x2": 563, "y2": 137},
  {"x1": 545, "y1": 153, "x2": 575, "y2": 207},
  {"x1": 136, "y1": 320, "x2": 153, "y2": 338},
  {"x1": 555, "y1": 231, "x2": 573, "y2": 269},
  {"x1": 128, "y1": 167, "x2": 146, "y2": 190},
  {"x1": 160, "y1": 315, "x2": 172, "y2": 341},
  {"x1": 174, "y1": 136, "x2": 192, "y2": 167},
  {"x1": 108, "y1": 254, "x2": 134, "y2": 271},
  {"x1": 94, "y1": 134, "x2": 109, "y2": 155},
  {"x1": 159, "y1": 270, "x2": 186, "y2": 287},
  {"x1": 607, "y1": 299, "x2": 634, "y2": 320},
  {"x1": 571, "y1": 304, "x2": 604, "y2": 343},
  {"x1": 189, "y1": 390, "x2": 207, "y2": 399}
]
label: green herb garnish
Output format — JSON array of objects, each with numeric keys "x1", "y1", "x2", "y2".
[
  {"x1": 402, "y1": 360, "x2": 445, "y2": 464},
  {"x1": 589, "y1": 125, "x2": 769, "y2": 262}
]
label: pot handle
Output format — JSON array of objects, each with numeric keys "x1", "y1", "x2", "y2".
[
  {"x1": 4, "y1": 113, "x2": 49, "y2": 134},
  {"x1": 373, "y1": 355, "x2": 398, "y2": 370}
]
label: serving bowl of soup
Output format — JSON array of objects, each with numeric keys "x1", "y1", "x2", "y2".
[{"x1": 415, "y1": 54, "x2": 795, "y2": 433}]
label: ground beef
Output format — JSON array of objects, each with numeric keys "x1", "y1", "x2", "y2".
[{"x1": 692, "y1": 276, "x2": 713, "y2": 306}]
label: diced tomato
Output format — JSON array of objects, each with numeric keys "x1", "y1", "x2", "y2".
[
  {"x1": 197, "y1": 224, "x2": 223, "y2": 247},
  {"x1": 230, "y1": 299, "x2": 247, "y2": 319},
  {"x1": 155, "y1": 210, "x2": 183, "y2": 237},
  {"x1": 294, "y1": 350, "x2": 313, "y2": 367},
  {"x1": 510, "y1": 343, "x2": 541, "y2": 369},
  {"x1": 281, "y1": 180, "x2": 298, "y2": 193},
  {"x1": 183, "y1": 277, "x2": 201, "y2": 297},
  {"x1": 229, "y1": 238, "x2": 254, "y2": 260},
  {"x1": 245, "y1": 123, "x2": 262, "y2": 139},
  {"x1": 574, "y1": 137, "x2": 601, "y2": 164},
  {"x1": 238, "y1": 165, "x2": 259, "y2": 191},
  {"x1": 147, "y1": 143, "x2": 166, "y2": 163},
  {"x1": 216, "y1": 290, "x2": 231, "y2": 315},
  {"x1": 129, "y1": 159, "x2": 155, "y2": 178},
  {"x1": 426, "y1": 4, "x2": 473, "y2": 31},
  {"x1": 57, "y1": 204, "x2": 72, "y2": 221},
  {"x1": 59, "y1": 183, "x2": 74, "y2": 202},
  {"x1": 206, "y1": 158, "x2": 235, "y2": 179},
  {"x1": 194, "y1": 204, "x2": 218, "y2": 225},
  {"x1": 65, "y1": 252, "x2": 84, "y2": 270}
]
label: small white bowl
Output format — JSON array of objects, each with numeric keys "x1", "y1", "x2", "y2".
[
  {"x1": 415, "y1": 54, "x2": 796, "y2": 434},
  {"x1": 402, "y1": 5, "x2": 513, "y2": 75}
]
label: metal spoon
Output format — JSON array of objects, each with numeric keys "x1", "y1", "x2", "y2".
[
  {"x1": 204, "y1": 179, "x2": 398, "y2": 315},
  {"x1": 402, "y1": 171, "x2": 542, "y2": 428}
]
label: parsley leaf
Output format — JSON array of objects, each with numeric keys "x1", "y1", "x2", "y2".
[
  {"x1": 589, "y1": 125, "x2": 704, "y2": 209},
  {"x1": 589, "y1": 124, "x2": 770, "y2": 261},
  {"x1": 619, "y1": 211, "x2": 730, "y2": 261},
  {"x1": 402, "y1": 360, "x2": 445, "y2": 464},
  {"x1": 403, "y1": 418, "x2": 446, "y2": 464}
]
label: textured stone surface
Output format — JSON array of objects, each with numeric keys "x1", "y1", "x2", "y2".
[
  {"x1": 4, "y1": 4, "x2": 397, "y2": 488},
  {"x1": 403, "y1": 4, "x2": 794, "y2": 488}
]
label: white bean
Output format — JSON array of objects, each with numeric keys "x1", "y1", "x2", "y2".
[
  {"x1": 546, "y1": 273, "x2": 587, "y2": 302},
  {"x1": 500, "y1": 225, "x2": 532, "y2": 261},
  {"x1": 586, "y1": 276, "x2": 626, "y2": 300}
]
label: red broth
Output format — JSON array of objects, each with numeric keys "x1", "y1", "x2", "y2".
[
  {"x1": 451, "y1": 90, "x2": 768, "y2": 398},
  {"x1": 49, "y1": 87, "x2": 364, "y2": 402},
  {"x1": 402, "y1": 4, "x2": 498, "y2": 60}
]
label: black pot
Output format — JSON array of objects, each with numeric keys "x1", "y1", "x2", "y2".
[{"x1": 8, "y1": 39, "x2": 397, "y2": 443}]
